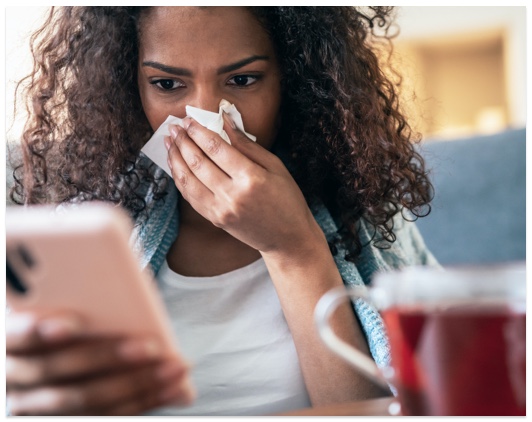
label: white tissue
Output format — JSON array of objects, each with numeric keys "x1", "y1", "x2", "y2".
[{"x1": 141, "y1": 99, "x2": 256, "y2": 176}]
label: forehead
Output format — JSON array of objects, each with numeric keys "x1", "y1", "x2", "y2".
[{"x1": 138, "y1": 7, "x2": 273, "y2": 62}]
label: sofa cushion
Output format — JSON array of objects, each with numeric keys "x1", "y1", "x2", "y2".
[{"x1": 415, "y1": 128, "x2": 526, "y2": 265}]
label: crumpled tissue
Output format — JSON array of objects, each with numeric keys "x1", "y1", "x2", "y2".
[{"x1": 141, "y1": 99, "x2": 256, "y2": 176}]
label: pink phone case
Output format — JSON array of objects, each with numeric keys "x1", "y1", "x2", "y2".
[{"x1": 6, "y1": 202, "x2": 178, "y2": 358}]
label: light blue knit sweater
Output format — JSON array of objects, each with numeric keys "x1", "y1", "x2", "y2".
[{"x1": 131, "y1": 155, "x2": 439, "y2": 370}]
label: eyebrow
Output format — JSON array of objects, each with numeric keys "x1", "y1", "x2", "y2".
[
  {"x1": 142, "y1": 55, "x2": 270, "y2": 77},
  {"x1": 217, "y1": 55, "x2": 269, "y2": 74}
]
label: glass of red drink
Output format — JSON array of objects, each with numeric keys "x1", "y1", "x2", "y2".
[{"x1": 314, "y1": 263, "x2": 526, "y2": 416}]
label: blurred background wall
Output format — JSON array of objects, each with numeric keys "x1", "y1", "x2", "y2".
[
  {"x1": 6, "y1": 7, "x2": 50, "y2": 143},
  {"x1": 393, "y1": 6, "x2": 526, "y2": 140}
]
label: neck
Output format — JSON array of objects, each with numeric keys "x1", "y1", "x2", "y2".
[
  {"x1": 167, "y1": 198, "x2": 261, "y2": 276},
  {"x1": 179, "y1": 198, "x2": 220, "y2": 233}
]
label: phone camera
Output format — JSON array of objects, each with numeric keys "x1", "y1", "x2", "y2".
[
  {"x1": 6, "y1": 244, "x2": 35, "y2": 295},
  {"x1": 6, "y1": 258, "x2": 28, "y2": 294}
]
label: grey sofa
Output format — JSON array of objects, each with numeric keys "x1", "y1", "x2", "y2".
[{"x1": 415, "y1": 128, "x2": 526, "y2": 265}]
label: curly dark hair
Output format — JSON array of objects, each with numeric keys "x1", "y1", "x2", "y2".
[{"x1": 10, "y1": 6, "x2": 433, "y2": 260}]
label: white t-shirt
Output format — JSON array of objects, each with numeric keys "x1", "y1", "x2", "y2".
[{"x1": 147, "y1": 257, "x2": 311, "y2": 416}]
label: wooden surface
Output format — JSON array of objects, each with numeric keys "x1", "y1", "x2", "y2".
[{"x1": 275, "y1": 397, "x2": 398, "y2": 416}]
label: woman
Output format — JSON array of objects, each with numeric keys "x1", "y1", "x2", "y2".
[{"x1": 7, "y1": 6, "x2": 437, "y2": 416}]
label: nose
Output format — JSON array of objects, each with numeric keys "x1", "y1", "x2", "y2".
[{"x1": 187, "y1": 85, "x2": 222, "y2": 113}]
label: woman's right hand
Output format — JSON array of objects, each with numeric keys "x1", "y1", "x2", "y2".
[{"x1": 6, "y1": 311, "x2": 195, "y2": 416}]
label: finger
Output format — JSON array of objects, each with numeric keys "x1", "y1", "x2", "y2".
[
  {"x1": 6, "y1": 313, "x2": 42, "y2": 353},
  {"x1": 96, "y1": 389, "x2": 163, "y2": 416},
  {"x1": 102, "y1": 368, "x2": 195, "y2": 416},
  {"x1": 182, "y1": 117, "x2": 256, "y2": 177},
  {"x1": 7, "y1": 336, "x2": 164, "y2": 389},
  {"x1": 165, "y1": 135, "x2": 215, "y2": 207},
  {"x1": 169, "y1": 124, "x2": 232, "y2": 189},
  {"x1": 6, "y1": 312, "x2": 84, "y2": 354},
  {"x1": 156, "y1": 371, "x2": 196, "y2": 408},
  {"x1": 221, "y1": 112, "x2": 281, "y2": 170},
  {"x1": 8, "y1": 359, "x2": 190, "y2": 416}
]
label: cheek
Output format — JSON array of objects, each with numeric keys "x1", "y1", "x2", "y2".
[
  {"x1": 243, "y1": 98, "x2": 281, "y2": 150},
  {"x1": 144, "y1": 105, "x2": 188, "y2": 133},
  {"x1": 138, "y1": 85, "x2": 186, "y2": 132},
  {"x1": 142, "y1": 109, "x2": 164, "y2": 133},
  {"x1": 258, "y1": 111, "x2": 281, "y2": 150},
  {"x1": 138, "y1": 87, "x2": 162, "y2": 132}
]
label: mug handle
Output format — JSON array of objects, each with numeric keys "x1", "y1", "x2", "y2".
[{"x1": 314, "y1": 285, "x2": 390, "y2": 390}]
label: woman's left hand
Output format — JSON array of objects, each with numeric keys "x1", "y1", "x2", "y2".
[{"x1": 165, "y1": 114, "x2": 324, "y2": 258}]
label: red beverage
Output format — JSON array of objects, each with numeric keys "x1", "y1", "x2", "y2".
[{"x1": 382, "y1": 305, "x2": 526, "y2": 416}]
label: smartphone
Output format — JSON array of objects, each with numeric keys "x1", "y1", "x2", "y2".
[{"x1": 6, "y1": 202, "x2": 178, "y2": 358}]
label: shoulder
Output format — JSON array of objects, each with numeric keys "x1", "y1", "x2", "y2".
[
  {"x1": 355, "y1": 212, "x2": 440, "y2": 284},
  {"x1": 387, "y1": 213, "x2": 439, "y2": 268}
]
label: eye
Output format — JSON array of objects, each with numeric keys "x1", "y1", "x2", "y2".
[
  {"x1": 150, "y1": 79, "x2": 184, "y2": 91},
  {"x1": 227, "y1": 75, "x2": 261, "y2": 87}
]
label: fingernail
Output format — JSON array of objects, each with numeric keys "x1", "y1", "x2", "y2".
[
  {"x1": 182, "y1": 117, "x2": 193, "y2": 130},
  {"x1": 164, "y1": 136, "x2": 171, "y2": 150},
  {"x1": 38, "y1": 317, "x2": 82, "y2": 341},
  {"x1": 223, "y1": 111, "x2": 236, "y2": 130},
  {"x1": 118, "y1": 338, "x2": 161, "y2": 361},
  {"x1": 7, "y1": 313, "x2": 37, "y2": 337},
  {"x1": 169, "y1": 125, "x2": 179, "y2": 139},
  {"x1": 156, "y1": 361, "x2": 186, "y2": 382}
]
